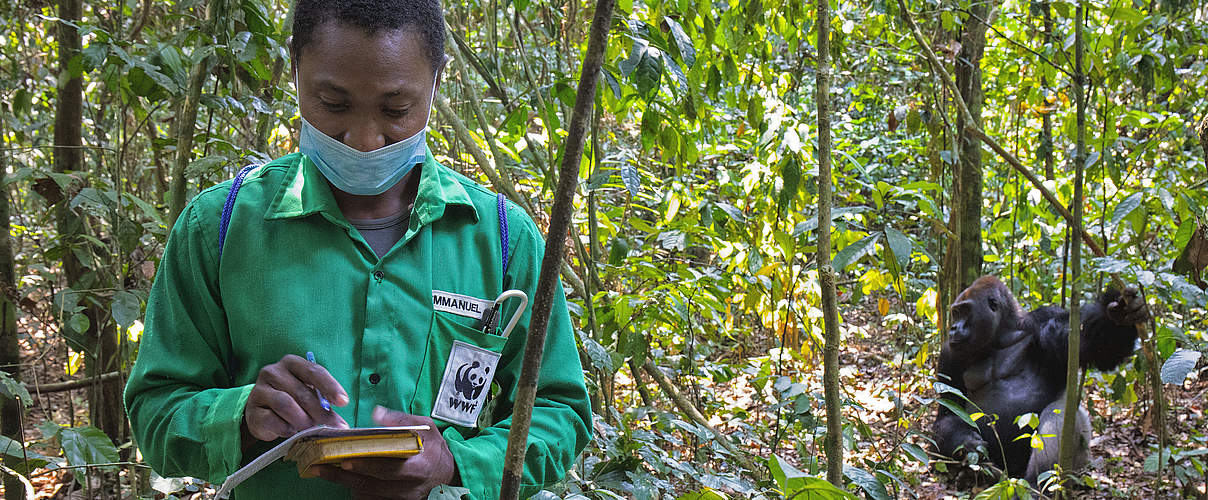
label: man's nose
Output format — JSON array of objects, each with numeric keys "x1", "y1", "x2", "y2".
[{"x1": 343, "y1": 124, "x2": 387, "y2": 152}]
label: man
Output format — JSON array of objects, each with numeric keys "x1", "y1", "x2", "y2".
[{"x1": 123, "y1": 1, "x2": 592, "y2": 498}]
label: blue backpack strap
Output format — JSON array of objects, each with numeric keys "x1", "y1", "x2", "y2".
[
  {"x1": 497, "y1": 193, "x2": 509, "y2": 272},
  {"x1": 219, "y1": 164, "x2": 259, "y2": 259}
]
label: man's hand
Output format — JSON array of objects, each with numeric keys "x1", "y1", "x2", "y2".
[
  {"x1": 310, "y1": 406, "x2": 457, "y2": 500},
  {"x1": 244, "y1": 354, "x2": 350, "y2": 443}
]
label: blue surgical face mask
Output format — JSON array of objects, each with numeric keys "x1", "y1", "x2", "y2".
[{"x1": 296, "y1": 74, "x2": 439, "y2": 196}]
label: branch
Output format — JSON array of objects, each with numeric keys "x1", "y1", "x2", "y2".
[
  {"x1": 24, "y1": 371, "x2": 122, "y2": 394},
  {"x1": 445, "y1": 23, "x2": 510, "y2": 108},
  {"x1": 895, "y1": 0, "x2": 1105, "y2": 258},
  {"x1": 498, "y1": 0, "x2": 616, "y2": 493},
  {"x1": 433, "y1": 97, "x2": 588, "y2": 301},
  {"x1": 642, "y1": 361, "x2": 762, "y2": 474},
  {"x1": 966, "y1": 9, "x2": 1071, "y2": 78},
  {"x1": 1198, "y1": 115, "x2": 1208, "y2": 174},
  {"x1": 434, "y1": 96, "x2": 530, "y2": 213}
]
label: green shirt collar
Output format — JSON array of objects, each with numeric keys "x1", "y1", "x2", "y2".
[{"x1": 265, "y1": 148, "x2": 479, "y2": 225}]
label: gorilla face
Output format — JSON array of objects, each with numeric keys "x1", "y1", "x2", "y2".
[{"x1": 947, "y1": 276, "x2": 1017, "y2": 357}]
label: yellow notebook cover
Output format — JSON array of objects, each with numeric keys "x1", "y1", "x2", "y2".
[
  {"x1": 287, "y1": 431, "x2": 423, "y2": 477},
  {"x1": 215, "y1": 425, "x2": 429, "y2": 499}
]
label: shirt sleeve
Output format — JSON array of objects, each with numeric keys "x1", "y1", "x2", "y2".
[
  {"x1": 443, "y1": 206, "x2": 593, "y2": 499},
  {"x1": 123, "y1": 195, "x2": 251, "y2": 484}
]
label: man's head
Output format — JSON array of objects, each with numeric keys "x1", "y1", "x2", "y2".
[
  {"x1": 290, "y1": 0, "x2": 447, "y2": 154},
  {"x1": 292, "y1": 0, "x2": 446, "y2": 75}
]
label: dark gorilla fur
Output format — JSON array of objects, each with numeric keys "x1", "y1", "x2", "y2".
[{"x1": 933, "y1": 276, "x2": 1147, "y2": 484}]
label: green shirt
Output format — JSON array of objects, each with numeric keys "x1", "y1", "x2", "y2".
[{"x1": 124, "y1": 152, "x2": 592, "y2": 499}]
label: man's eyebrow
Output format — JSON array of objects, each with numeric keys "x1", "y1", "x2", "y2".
[
  {"x1": 382, "y1": 86, "x2": 415, "y2": 98},
  {"x1": 315, "y1": 80, "x2": 349, "y2": 94}
]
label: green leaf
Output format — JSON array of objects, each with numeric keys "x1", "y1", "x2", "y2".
[
  {"x1": 902, "y1": 442, "x2": 929, "y2": 464},
  {"x1": 581, "y1": 336, "x2": 614, "y2": 372},
  {"x1": 241, "y1": 0, "x2": 274, "y2": 37},
  {"x1": 661, "y1": 52, "x2": 687, "y2": 93},
  {"x1": 831, "y1": 234, "x2": 880, "y2": 271},
  {"x1": 768, "y1": 454, "x2": 807, "y2": 491},
  {"x1": 843, "y1": 466, "x2": 891, "y2": 500},
  {"x1": 0, "y1": 371, "x2": 31, "y2": 408},
  {"x1": 778, "y1": 156, "x2": 801, "y2": 214},
  {"x1": 186, "y1": 155, "x2": 229, "y2": 177},
  {"x1": 81, "y1": 43, "x2": 108, "y2": 71},
  {"x1": 884, "y1": 227, "x2": 912, "y2": 274},
  {"x1": 1109, "y1": 192, "x2": 1144, "y2": 227},
  {"x1": 768, "y1": 455, "x2": 860, "y2": 500},
  {"x1": 111, "y1": 290, "x2": 141, "y2": 329},
  {"x1": 664, "y1": 17, "x2": 696, "y2": 67},
  {"x1": 68, "y1": 313, "x2": 90, "y2": 336},
  {"x1": 937, "y1": 398, "x2": 979, "y2": 430},
  {"x1": 1160, "y1": 349, "x2": 1201, "y2": 385},
  {"x1": 60, "y1": 426, "x2": 119, "y2": 485},
  {"x1": 0, "y1": 435, "x2": 56, "y2": 475},
  {"x1": 620, "y1": 163, "x2": 641, "y2": 196},
  {"x1": 641, "y1": 108, "x2": 660, "y2": 151},
  {"x1": 601, "y1": 67, "x2": 622, "y2": 99},
  {"x1": 427, "y1": 485, "x2": 472, "y2": 500},
  {"x1": 608, "y1": 236, "x2": 630, "y2": 266},
  {"x1": 678, "y1": 488, "x2": 726, "y2": 500},
  {"x1": 621, "y1": 40, "x2": 663, "y2": 98},
  {"x1": 715, "y1": 202, "x2": 746, "y2": 223}
]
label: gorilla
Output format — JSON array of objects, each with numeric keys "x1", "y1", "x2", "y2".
[{"x1": 933, "y1": 275, "x2": 1148, "y2": 484}]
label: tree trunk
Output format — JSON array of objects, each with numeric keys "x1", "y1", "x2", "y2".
[
  {"x1": 497, "y1": 0, "x2": 615, "y2": 494},
  {"x1": 53, "y1": 0, "x2": 123, "y2": 495},
  {"x1": 0, "y1": 115, "x2": 24, "y2": 500},
  {"x1": 953, "y1": 1, "x2": 991, "y2": 290},
  {"x1": 168, "y1": 1, "x2": 221, "y2": 227},
  {"x1": 1040, "y1": 1, "x2": 1055, "y2": 181},
  {"x1": 1058, "y1": 0, "x2": 1086, "y2": 480},
  {"x1": 816, "y1": 0, "x2": 843, "y2": 487}
]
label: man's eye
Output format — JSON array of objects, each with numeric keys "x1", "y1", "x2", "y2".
[
  {"x1": 383, "y1": 107, "x2": 408, "y2": 118},
  {"x1": 320, "y1": 100, "x2": 348, "y2": 112}
]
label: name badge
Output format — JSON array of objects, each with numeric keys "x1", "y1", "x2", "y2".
[
  {"x1": 432, "y1": 290, "x2": 492, "y2": 319},
  {"x1": 432, "y1": 341, "x2": 500, "y2": 427}
]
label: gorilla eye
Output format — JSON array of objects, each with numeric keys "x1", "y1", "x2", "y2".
[{"x1": 987, "y1": 297, "x2": 999, "y2": 311}]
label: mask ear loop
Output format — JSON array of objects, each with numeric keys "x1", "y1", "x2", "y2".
[{"x1": 494, "y1": 289, "x2": 528, "y2": 338}]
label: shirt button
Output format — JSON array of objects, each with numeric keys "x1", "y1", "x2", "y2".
[
  {"x1": 372, "y1": 270, "x2": 384, "y2": 280},
  {"x1": 369, "y1": 373, "x2": 381, "y2": 384}
]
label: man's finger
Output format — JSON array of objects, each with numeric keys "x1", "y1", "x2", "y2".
[
  {"x1": 245, "y1": 406, "x2": 293, "y2": 441},
  {"x1": 337, "y1": 457, "x2": 411, "y2": 480},
  {"x1": 371, "y1": 405, "x2": 430, "y2": 427},
  {"x1": 259, "y1": 386, "x2": 313, "y2": 433},
  {"x1": 263, "y1": 359, "x2": 346, "y2": 423},
  {"x1": 288, "y1": 355, "x2": 350, "y2": 408}
]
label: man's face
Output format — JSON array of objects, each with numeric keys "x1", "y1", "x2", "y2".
[{"x1": 294, "y1": 21, "x2": 437, "y2": 153}]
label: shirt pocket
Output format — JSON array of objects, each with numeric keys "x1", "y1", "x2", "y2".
[{"x1": 413, "y1": 310, "x2": 508, "y2": 423}]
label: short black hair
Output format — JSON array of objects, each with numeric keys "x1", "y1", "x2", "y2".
[{"x1": 291, "y1": 0, "x2": 446, "y2": 74}]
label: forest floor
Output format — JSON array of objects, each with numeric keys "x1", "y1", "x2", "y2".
[
  {"x1": 729, "y1": 294, "x2": 1208, "y2": 499},
  {"x1": 7, "y1": 296, "x2": 1208, "y2": 499}
]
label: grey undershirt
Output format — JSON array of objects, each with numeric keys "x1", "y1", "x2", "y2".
[{"x1": 348, "y1": 210, "x2": 411, "y2": 258}]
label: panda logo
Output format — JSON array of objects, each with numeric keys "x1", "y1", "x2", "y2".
[{"x1": 453, "y1": 360, "x2": 490, "y2": 401}]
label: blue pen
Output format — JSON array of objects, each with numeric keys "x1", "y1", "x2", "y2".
[{"x1": 305, "y1": 351, "x2": 333, "y2": 411}]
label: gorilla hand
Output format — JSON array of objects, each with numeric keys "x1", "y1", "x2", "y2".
[
  {"x1": 956, "y1": 436, "x2": 989, "y2": 465},
  {"x1": 1107, "y1": 287, "x2": 1149, "y2": 325}
]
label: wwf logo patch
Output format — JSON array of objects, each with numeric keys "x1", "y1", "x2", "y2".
[{"x1": 432, "y1": 341, "x2": 500, "y2": 427}]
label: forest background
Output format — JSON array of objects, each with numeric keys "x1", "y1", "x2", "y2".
[{"x1": 0, "y1": 0, "x2": 1205, "y2": 498}]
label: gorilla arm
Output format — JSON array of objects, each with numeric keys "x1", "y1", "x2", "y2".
[
  {"x1": 1031, "y1": 289, "x2": 1146, "y2": 374},
  {"x1": 933, "y1": 350, "x2": 986, "y2": 459}
]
